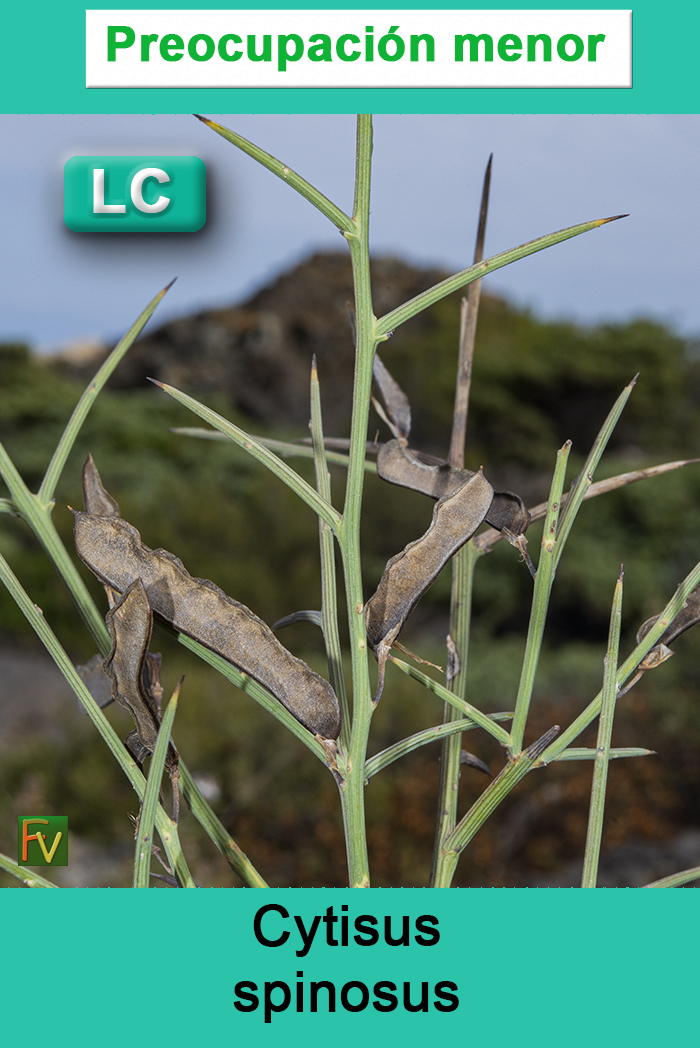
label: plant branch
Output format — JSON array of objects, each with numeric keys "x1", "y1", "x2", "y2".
[
  {"x1": 38, "y1": 283, "x2": 174, "y2": 507},
  {"x1": 539, "y1": 557, "x2": 700, "y2": 764},
  {"x1": 581, "y1": 569, "x2": 623, "y2": 888},
  {"x1": 475, "y1": 457, "x2": 700, "y2": 552},
  {"x1": 194, "y1": 115, "x2": 354, "y2": 233},
  {"x1": 388, "y1": 655, "x2": 511, "y2": 746},
  {"x1": 151, "y1": 381, "x2": 341, "y2": 533},
  {"x1": 337, "y1": 114, "x2": 376, "y2": 888},
  {"x1": 310, "y1": 359, "x2": 350, "y2": 750},
  {"x1": 376, "y1": 216, "x2": 626, "y2": 337},
  {"x1": 366, "y1": 712, "x2": 512, "y2": 780},
  {"x1": 134, "y1": 683, "x2": 181, "y2": 888},
  {"x1": 510, "y1": 442, "x2": 571, "y2": 752}
]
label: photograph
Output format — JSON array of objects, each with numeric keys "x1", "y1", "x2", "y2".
[{"x1": 2, "y1": 113, "x2": 700, "y2": 891}]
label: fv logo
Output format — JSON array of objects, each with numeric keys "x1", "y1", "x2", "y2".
[
  {"x1": 64, "y1": 156, "x2": 206, "y2": 232},
  {"x1": 18, "y1": 817, "x2": 69, "y2": 866}
]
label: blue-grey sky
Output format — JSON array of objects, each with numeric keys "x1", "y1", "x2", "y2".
[{"x1": 2, "y1": 114, "x2": 699, "y2": 351}]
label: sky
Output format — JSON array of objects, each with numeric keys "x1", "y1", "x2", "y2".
[{"x1": 1, "y1": 113, "x2": 699, "y2": 351}]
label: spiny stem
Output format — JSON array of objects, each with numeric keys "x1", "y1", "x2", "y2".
[
  {"x1": 540, "y1": 557, "x2": 700, "y2": 764},
  {"x1": 510, "y1": 442, "x2": 571, "y2": 753},
  {"x1": 435, "y1": 726, "x2": 560, "y2": 886},
  {"x1": 338, "y1": 114, "x2": 376, "y2": 888},
  {"x1": 430, "y1": 542, "x2": 481, "y2": 887},
  {"x1": 310, "y1": 358, "x2": 350, "y2": 750},
  {"x1": 432, "y1": 157, "x2": 493, "y2": 889},
  {"x1": 581, "y1": 569, "x2": 623, "y2": 888}
]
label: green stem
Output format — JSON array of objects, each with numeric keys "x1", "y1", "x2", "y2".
[
  {"x1": 310, "y1": 360, "x2": 350, "y2": 750},
  {"x1": 555, "y1": 747, "x2": 653, "y2": 762},
  {"x1": 0, "y1": 853, "x2": 59, "y2": 888},
  {"x1": 38, "y1": 283, "x2": 173, "y2": 507},
  {"x1": 376, "y1": 216, "x2": 624, "y2": 337},
  {"x1": 134, "y1": 684, "x2": 180, "y2": 888},
  {"x1": 172, "y1": 428, "x2": 377, "y2": 473},
  {"x1": 176, "y1": 633, "x2": 327, "y2": 763},
  {"x1": 430, "y1": 542, "x2": 480, "y2": 888},
  {"x1": 337, "y1": 114, "x2": 376, "y2": 889},
  {"x1": 435, "y1": 726, "x2": 560, "y2": 885},
  {"x1": 366, "y1": 713, "x2": 512, "y2": 780},
  {"x1": 387, "y1": 656, "x2": 511, "y2": 746},
  {"x1": 195, "y1": 115, "x2": 354, "y2": 234},
  {"x1": 540, "y1": 557, "x2": 700, "y2": 764},
  {"x1": 178, "y1": 764, "x2": 268, "y2": 887},
  {"x1": 554, "y1": 377, "x2": 637, "y2": 567},
  {"x1": 643, "y1": 867, "x2": 700, "y2": 888},
  {"x1": 152, "y1": 382, "x2": 341, "y2": 533},
  {"x1": 581, "y1": 571, "x2": 623, "y2": 888},
  {"x1": 510, "y1": 442, "x2": 571, "y2": 753},
  {"x1": 0, "y1": 441, "x2": 110, "y2": 652}
]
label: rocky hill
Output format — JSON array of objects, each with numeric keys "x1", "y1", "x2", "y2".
[{"x1": 57, "y1": 252, "x2": 448, "y2": 436}]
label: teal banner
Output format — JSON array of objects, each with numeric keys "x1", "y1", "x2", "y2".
[
  {"x1": 0, "y1": 889, "x2": 697, "y2": 1044},
  {"x1": 0, "y1": 1, "x2": 698, "y2": 112}
]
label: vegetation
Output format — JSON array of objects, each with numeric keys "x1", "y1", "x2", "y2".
[{"x1": 1, "y1": 116, "x2": 699, "y2": 887}]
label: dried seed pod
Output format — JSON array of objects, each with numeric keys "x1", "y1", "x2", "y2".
[
  {"x1": 82, "y1": 454, "x2": 122, "y2": 612},
  {"x1": 82, "y1": 453, "x2": 120, "y2": 517},
  {"x1": 104, "y1": 578, "x2": 177, "y2": 766},
  {"x1": 73, "y1": 511, "x2": 341, "y2": 739},
  {"x1": 483, "y1": 491, "x2": 530, "y2": 537},
  {"x1": 372, "y1": 354, "x2": 412, "y2": 442},
  {"x1": 377, "y1": 439, "x2": 530, "y2": 536},
  {"x1": 365, "y1": 468, "x2": 493, "y2": 697},
  {"x1": 104, "y1": 579, "x2": 179, "y2": 819},
  {"x1": 75, "y1": 653, "x2": 114, "y2": 710}
]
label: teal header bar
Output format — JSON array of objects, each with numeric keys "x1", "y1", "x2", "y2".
[{"x1": 2, "y1": 1, "x2": 699, "y2": 113}]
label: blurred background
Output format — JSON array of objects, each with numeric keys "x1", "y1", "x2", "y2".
[{"x1": 1, "y1": 114, "x2": 700, "y2": 887}]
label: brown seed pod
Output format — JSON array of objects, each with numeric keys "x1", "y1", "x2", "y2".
[
  {"x1": 376, "y1": 439, "x2": 530, "y2": 536},
  {"x1": 104, "y1": 578, "x2": 178, "y2": 767},
  {"x1": 82, "y1": 453, "x2": 121, "y2": 517},
  {"x1": 373, "y1": 353, "x2": 412, "y2": 442},
  {"x1": 73, "y1": 511, "x2": 341, "y2": 739},
  {"x1": 365, "y1": 468, "x2": 493, "y2": 698}
]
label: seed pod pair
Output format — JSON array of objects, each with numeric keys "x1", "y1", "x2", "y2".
[
  {"x1": 365, "y1": 358, "x2": 531, "y2": 694},
  {"x1": 364, "y1": 467, "x2": 494, "y2": 699},
  {"x1": 377, "y1": 439, "x2": 530, "y2": 537},
  {"x1": 74, "y1": 459, "x2": 341, "y2": 740}
]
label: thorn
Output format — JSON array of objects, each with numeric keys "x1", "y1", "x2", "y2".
[
  {"x1": 459, "y1": 750, "x2": 492, "y2": 777},
  {"x1": 147, "y1": 377, "x2": 165, "y2": 389},
  {"x1": 193, "y1": 114, "x2": 214, "y2": 126},
  {"x1": 599, "y1": 214, "x2": 629, "y2": 224},
  {"x1": 630, "y1": 372, "x2": 640, "y2": 387},
  {"x1": 161, "y1": 277, "x2": 178, "y2": 294}
]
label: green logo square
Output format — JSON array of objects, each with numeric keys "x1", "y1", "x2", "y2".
[{"x1": 18, "y1": 816, "x2": 68, "y2": 866}]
